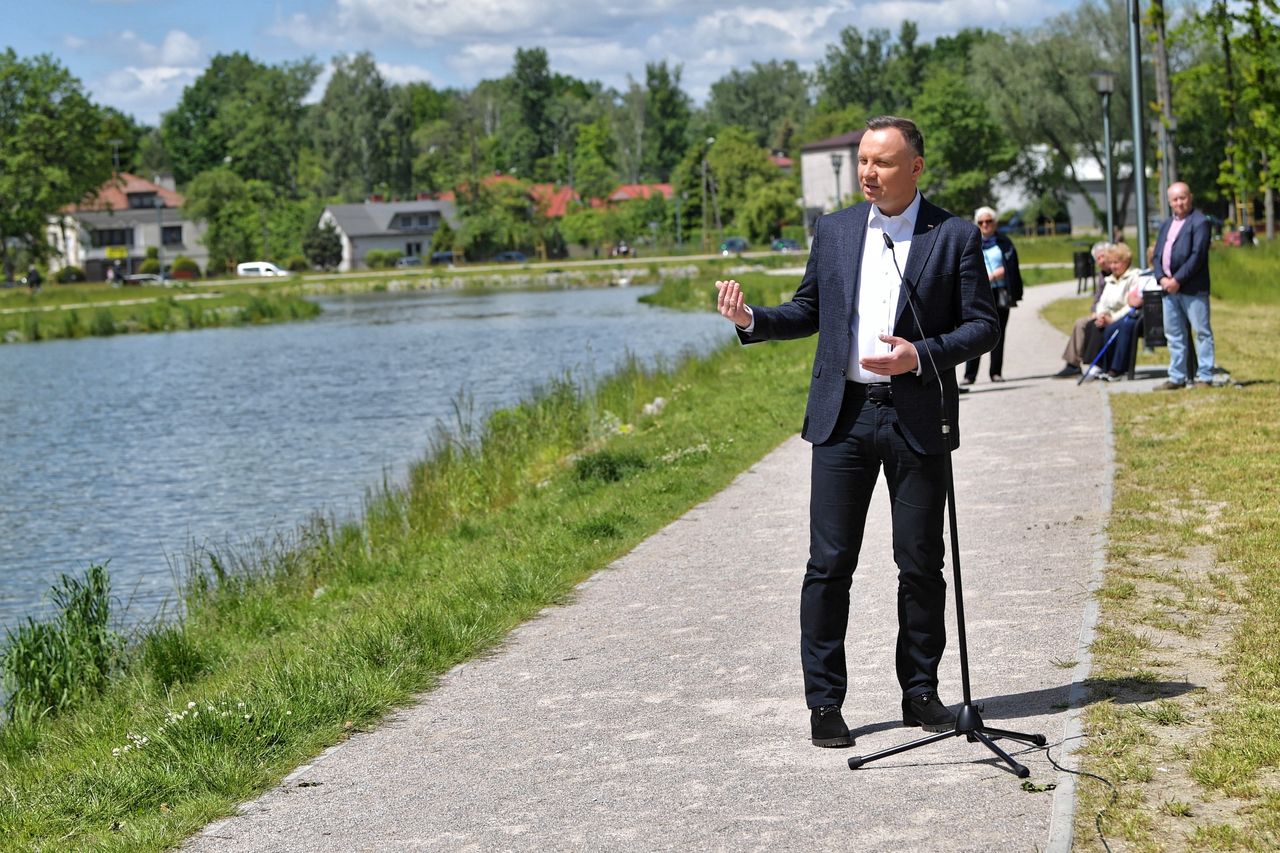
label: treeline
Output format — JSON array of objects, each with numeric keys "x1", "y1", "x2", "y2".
[{"x1": 2, "y1": 0, "x2": 1275, "y2": 275}]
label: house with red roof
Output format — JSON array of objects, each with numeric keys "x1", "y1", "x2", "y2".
[{"x1": 47, "y1": 173, "x2": 209, "y2": 280}]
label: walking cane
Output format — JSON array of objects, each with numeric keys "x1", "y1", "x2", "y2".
[{"x1": 1077, "y1": 323, "x2": 1126, "y2": 386}]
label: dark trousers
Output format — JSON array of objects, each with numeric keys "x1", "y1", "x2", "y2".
[
  {"x1": 964, "y1": 304, "x2": 1009, "y2": 380},
  {"x1": 802, "y1": 383, "x2": 949, "y2": 709}
]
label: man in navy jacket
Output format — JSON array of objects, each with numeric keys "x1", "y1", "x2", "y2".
[
  {"x1": 715, "y1": 116, "x2": 999, "y2": 748},
  {"x1": 1152, "y1": 182, "x2": 1215, "y2": 389}
]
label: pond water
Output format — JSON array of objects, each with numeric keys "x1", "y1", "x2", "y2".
[{"x1": 0, "y1": 284, "x2": 728, "y2": 632}]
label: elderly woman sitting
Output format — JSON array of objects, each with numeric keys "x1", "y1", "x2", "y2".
[{"x1": 1054, "y1": 243, "x2": 1142, "y2": 379}]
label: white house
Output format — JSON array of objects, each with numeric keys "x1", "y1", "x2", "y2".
[
  {"x1": 320, "y1": 199, "x2": 461, "y2": 271},
  {"x1": 798, "y1": 130, "x2": 864, "y2": 237},
  {"x1": 48, "y1": 172, "x2": 209, "y2": 280}
]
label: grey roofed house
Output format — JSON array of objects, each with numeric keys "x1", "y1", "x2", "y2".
[{"x1": 320, "y1": 199, "x2": 460, "y2": 272}]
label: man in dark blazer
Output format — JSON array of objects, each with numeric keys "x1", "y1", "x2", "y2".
[
  {"x1": 1152, "y1": 181, "x2": 1215, "y2": 390},
  {"x1": 715, "y1": 116, "x2": 999, "y2": 748}
]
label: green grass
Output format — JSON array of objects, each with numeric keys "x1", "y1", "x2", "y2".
[
  {"x1": 1042, "y1": 245, "x2": 1280, "y2": 850},
  {"x1": 0, "y1": 272, "x2": 813, "y2": 851},
  {"x1": 0, "y1": 285, "x2": 320, "y2": 344}
]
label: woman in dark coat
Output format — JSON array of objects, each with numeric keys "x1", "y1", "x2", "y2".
[{"x1": 962, "y1": 206, "x2": 1022, "y2": 384}]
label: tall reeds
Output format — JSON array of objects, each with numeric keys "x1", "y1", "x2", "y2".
[{"x1": 1, "y1": 564, "x2": 121, "y2": 728}]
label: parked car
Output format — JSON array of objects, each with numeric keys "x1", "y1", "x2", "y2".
[
  {"x1": 122, "y1": 273, "x2": 166, "y2": 286},
  {"x1": 771, "y1": 238, "x2": 800, "y2": 253},
  {"x1": 236, "y1": 261, "x2": 290, "y2": 277},
  {"x1": 492, "y1": 251, "x2": 527, "y2": 263},
  {"x1": 720, "y1": 236, "x2": 749, "y2": 255},
  {"x1": 395, "y1": 255, "x2": 423, "y2": 268},
  {"x1": 429, "y1": 251, "x2": 457, "y2": 265}
]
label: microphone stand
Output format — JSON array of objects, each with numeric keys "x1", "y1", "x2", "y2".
[{"x1": 847, "y1": 234, "x2": 1045, "y2": 778}]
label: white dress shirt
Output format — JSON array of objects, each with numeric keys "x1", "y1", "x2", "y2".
[
  {"x1": 849, "y1": 192, "x2": 921, "y2": 383},
  {"x1": 738, "y1": 193, "x2": 923, "y2": 380}
]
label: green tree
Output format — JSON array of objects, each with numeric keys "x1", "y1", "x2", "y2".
[
  {"x1": 911, "y1": 69, "x2": 1016, "y2": 216},
  {"x1": 503, "y1": 47, "x2": 555, "y2": 178},
  {"x1": 182, "y1": 168, "x2": 261, "y2": 273},
  {"x1": 161, "y1": 53, "x2": 263, "y2": 184},
  {"x1": 969, "y1": 0, "x2": 1142, "y2": 230},
  {"x1": 0, "y1": 50, "x2": 111, "y2": 279},
  {"x1": 707, "y1": 60, "x2": 812, "y2": 152},
  {"x1": 312, "y1": 52, "x2": 392, "y2": 199},
  {"x1": 815, "y1": 26, "x2": 893, "y2": 114},
  {"x1": 219, "y1": 59, "x2": 320, "y2": 193},
  {"x1": 572, "y1": 116, "x2": 619, "y2": 202},
  {"x1": 737, "y1": 174, "x2": 802, "y2": 242},
  {"x1": 641, "y1": 61, "x2": 691, "y2": 181}
]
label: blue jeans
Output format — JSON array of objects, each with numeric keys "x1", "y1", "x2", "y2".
[{"x1": 1163, "y1": 292, "x2": 1215, "y2": 385}]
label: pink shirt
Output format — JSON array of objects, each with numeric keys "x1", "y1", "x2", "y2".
[{"x1": 1162, "y1": 216, "x2": 1188, "y2": 279}]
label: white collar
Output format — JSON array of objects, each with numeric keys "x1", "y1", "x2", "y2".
[{"x1": 869, "y1": 192, "x2": 922, "y2": 232}]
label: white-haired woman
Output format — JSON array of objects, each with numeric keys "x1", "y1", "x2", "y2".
[{"x1": 962, "y1": 206, "x2": 1022, "y2": 384}]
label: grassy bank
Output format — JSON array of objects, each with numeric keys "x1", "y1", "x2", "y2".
[
  {"x1": 0, "y1": 272, "x2": 812, "y2": 851},
  {"x1": 0, "y1": 284, "x2": 320, "y2": 344},
  {"x1": 1038, "y1": 251, "x2": 1280, "y2": 850}
]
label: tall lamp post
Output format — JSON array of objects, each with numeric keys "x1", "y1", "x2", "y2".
[
  {"x1": 1126, "y1": 0, "x2": 1149, "y2": 262},
  {"x1": 830, "y1": 152, "x2": 844, "y2": 211},
  {"x1": 1091, "y1": 71, "x2": 1116, "y2": 243}
]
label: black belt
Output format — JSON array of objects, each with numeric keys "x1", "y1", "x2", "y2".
[{"x1": 848, "y1": 381, "x2": 893, "y2": 404}]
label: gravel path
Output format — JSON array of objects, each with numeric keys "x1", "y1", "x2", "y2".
[{"x1": 188, "y1": 280, "x2": 1115, "y2": 852}]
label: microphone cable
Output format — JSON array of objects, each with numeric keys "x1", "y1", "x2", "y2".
[{"x1": 882, "y1": 232, "x2": 947, "y2": 430}]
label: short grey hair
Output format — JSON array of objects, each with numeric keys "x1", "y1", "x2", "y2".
[
  {"x1": 1091, "y1": 241, "x2": 1112, "y2": 259},
  {"x1": 973, "y1": 206, "x2": 998, "y2": 223}
]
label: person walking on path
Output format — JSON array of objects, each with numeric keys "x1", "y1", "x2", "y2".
[
  {"x1": 962, "y1": 206, "x2": 1022, "y2": 385},
  {"x1": 714, "y1": 115, "x2": 999, "y2": 749},
  {"x1": 1152, "y1": 181, "x2": 1215, "y2": 390}
]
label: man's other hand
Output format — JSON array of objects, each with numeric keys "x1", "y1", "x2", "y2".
[
  {"x1": 715, "y1": 279, "x2": 752, "y2": 328},
  {"x1": 860, "y1": 334, "x2": 920, "y2": 376}
]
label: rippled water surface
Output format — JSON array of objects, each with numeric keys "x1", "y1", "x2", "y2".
[{"x1": 0, "y1": 285, "x2": 727, "y2": 631}]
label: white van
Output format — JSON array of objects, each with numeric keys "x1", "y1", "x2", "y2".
[{"x1": 236, "y1": 261, "x2": 290, "y2": 277}]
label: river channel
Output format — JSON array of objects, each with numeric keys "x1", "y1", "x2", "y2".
[{"x1": 0, "y1": 284, "x2": 728, "y2": 634}]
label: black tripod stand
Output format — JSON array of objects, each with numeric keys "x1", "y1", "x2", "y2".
[{"x1": 847, "y1": 415, "x2": 1046, "y2": 777}]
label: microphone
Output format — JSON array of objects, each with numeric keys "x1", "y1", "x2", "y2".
[{"x1": 882, "y1": 233, "x2": 948, "y2": 433}]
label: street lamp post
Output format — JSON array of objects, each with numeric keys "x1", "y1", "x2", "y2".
[
  {"x1": 1091, "y1": 71, "x2": 1117, "y2": 243},
  {"x1": 1126, "y1": 0, "x2": 1149, "y2": 262},
  {"x1": 830, "y1": 152, "x2": 844, "y2": 211}
]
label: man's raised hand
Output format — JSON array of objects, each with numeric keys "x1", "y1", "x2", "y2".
[{"x1": 715, "y1": 279, "x2": 752, "y2": 328}]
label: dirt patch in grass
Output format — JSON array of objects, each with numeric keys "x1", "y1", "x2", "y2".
[{"x1": 1079, "y1": 540, "x2": 1261, "y2": 852}]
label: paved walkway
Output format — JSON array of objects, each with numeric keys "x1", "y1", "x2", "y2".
[{"x1": 189, "y1": 280, "x2": 1122, "y2": 852}]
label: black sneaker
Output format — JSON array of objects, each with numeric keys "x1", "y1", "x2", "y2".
[
  {"x1": 1053, "y1": 364, "x2": 1081, "y2": 378},
  {"x1": 902, "y1": 692, "x2": 956, "y2": 733},
  {"x1": 811, "y1": 705, "x2": 854, "y2": 748}
]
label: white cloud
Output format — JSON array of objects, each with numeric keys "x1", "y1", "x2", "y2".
[
  {"x1": 80, "y1": 30, "x2": 205, "y2": 124},
  {"x1": 376, "y1": 62, "x2": 439, "y2": 85},
  {"x1": 94, "y1": 65, "x2": 202, "y2": 123}
]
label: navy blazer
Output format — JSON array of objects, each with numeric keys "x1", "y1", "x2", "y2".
[
  {"x1": 1152, "y1": 210, "x2": 1211, "y2": 295},
  {"x1": 739, "y1": 197, "x2": 999, "y2": 455}
]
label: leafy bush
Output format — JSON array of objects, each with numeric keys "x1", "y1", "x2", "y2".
[
  {"x1": 365, "y1": 249, "x2": 400, "y2": 269},
  {"x1": 90, "y1": 309, "x2": 116, "y2": 336},
  {"x1": 284, "y1": 254, "x2": 310, "y2": 272},
  {"x1": 144, "y1": 246, "x2": 159, "y2": 260},
  {"x1": 139, "y1": 258, "x2": 161, "y2": 275},
  {"x1": 303, "y1": 221, "x2": 343, "y2": 270},
  {"x1": 170, "y1": 255, "x2": 200, "y2": 278},
  {"x1": 54, "y1": 265, "x2": 85, "y2": 283}
]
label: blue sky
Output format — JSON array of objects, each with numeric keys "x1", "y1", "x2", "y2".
[{"x1": 12, "y1": 1, "x2": 1075, "y2": 125}]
